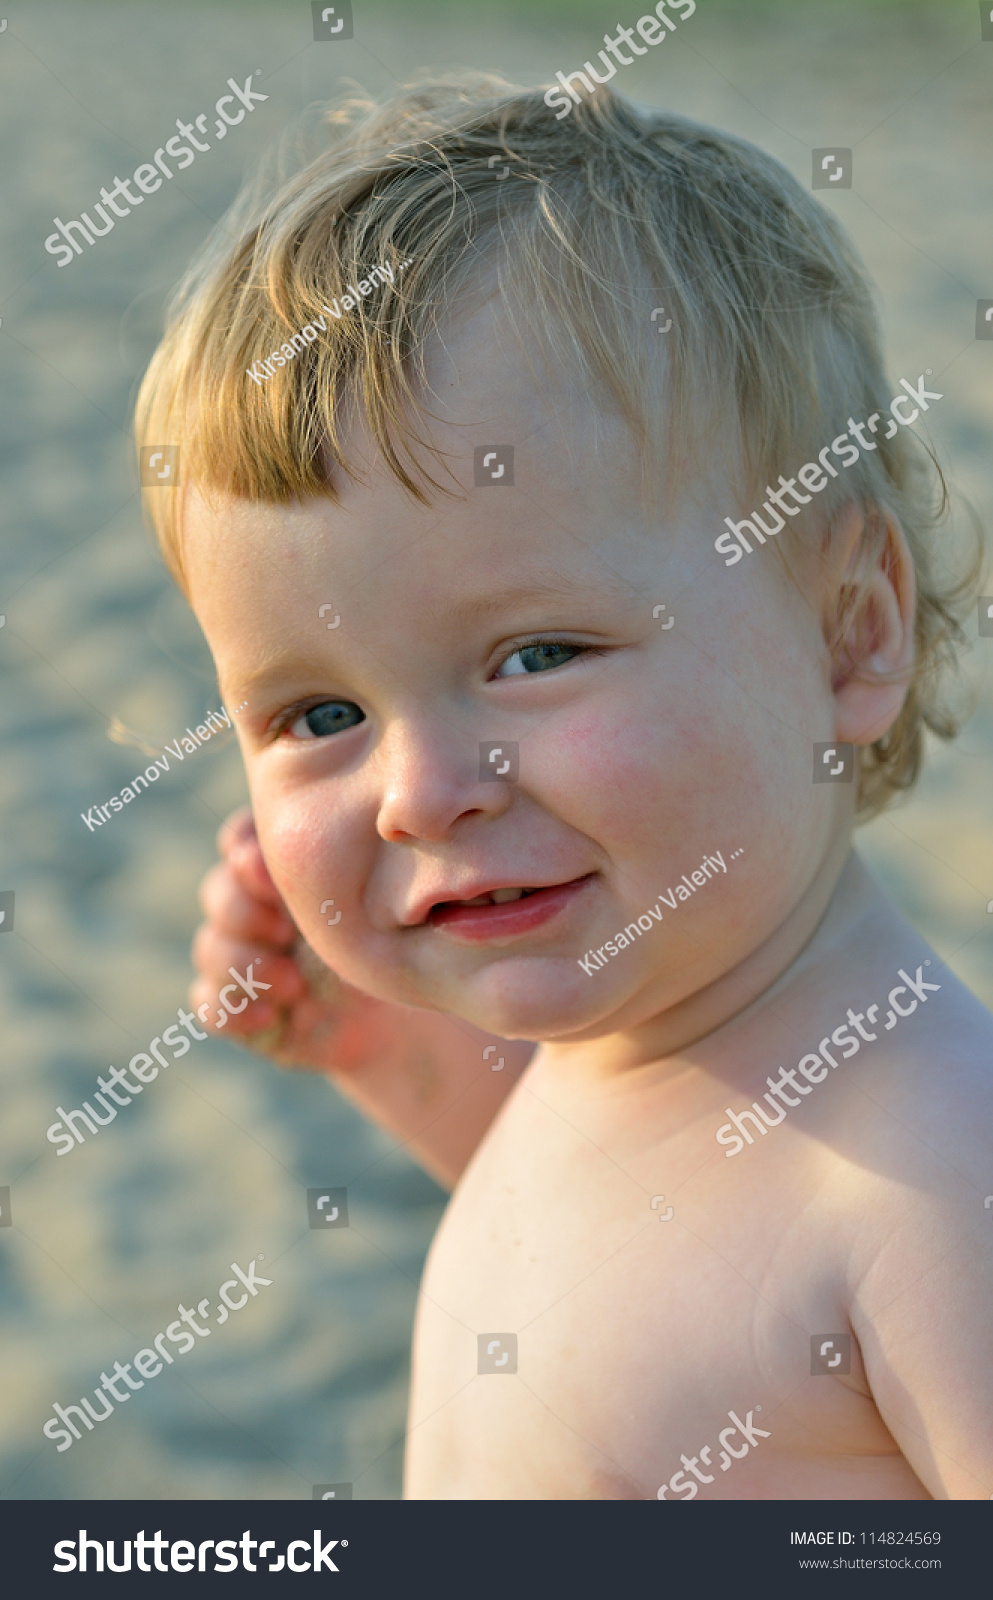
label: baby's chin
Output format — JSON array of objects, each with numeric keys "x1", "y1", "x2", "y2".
[
  {"x1": 408, "y1": 954, "x2": 638, "y2": 1043},
  {"x1": 311, "y1": 938, "x2": 647, "y2": 1040}
]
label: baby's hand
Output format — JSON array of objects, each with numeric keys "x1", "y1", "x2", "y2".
[
  {"x1": 191, "y1": 807, "x2": 534, "y2": 1184},
  {"x1": 190, "y1": 806, "x2": 388, "y2": 1072}
]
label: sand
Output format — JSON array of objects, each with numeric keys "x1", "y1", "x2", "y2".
[{"x1": 0, "y1": 0, "x2": 990, "y2": 1500}]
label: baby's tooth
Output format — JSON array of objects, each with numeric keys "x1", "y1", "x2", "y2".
[{"x1": 491, "y1": 887, "x2": 525, "y2": 903}]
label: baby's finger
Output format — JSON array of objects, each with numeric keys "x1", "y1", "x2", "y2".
[
  {"x1": 188, "y1": 975, "x2": 281, "y2": 1036},
  {"x1": 217, "y1": 809, "x2": 288, "y2": 910},
  {"x1": 190, "y1": 930, "x2": 306, "y2": 1004},
  {"x1": 227, "y1": 834, "x2": 290, "y2": 912},
  {"x1": 198, "y1": 861, "x2": 296, "y2": 946},
  {"x1": 216, "y1": 805, "x2": 256, "y2": 858}
]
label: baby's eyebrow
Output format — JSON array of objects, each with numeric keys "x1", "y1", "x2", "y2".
[
  {"x1": 446, "y1": 578, "x2": 624, "y2": 629},
  {"x1": 224, "y1": 576, "x2": 631, "y2": 702},
  {"x1": 221, "y1": 647, "x2": 325, "y2": 700}
]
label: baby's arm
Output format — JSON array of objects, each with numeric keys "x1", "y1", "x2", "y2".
[
  {"x1": 851, "y1": 1151, "x2": 993, "y2": 1498},
  {"x1": 191, "y1": 808, "x2": 534, "y2": 1188}
]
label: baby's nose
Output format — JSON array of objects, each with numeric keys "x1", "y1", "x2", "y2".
[{"x1": 374, "y1": 725, "x2": 514, "y2": 844}]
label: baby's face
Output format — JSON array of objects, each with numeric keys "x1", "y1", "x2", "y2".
[{"x1": 185, "y1": 303, "x2": 848, "y2": 1044}]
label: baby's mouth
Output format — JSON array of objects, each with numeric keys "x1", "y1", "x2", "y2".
[
  {"x1": 446, "y1": 887, "x2": 541, "y2": 909},
  {"x1": 425, "y1": 876, "x2": 595, "y2": 939}
]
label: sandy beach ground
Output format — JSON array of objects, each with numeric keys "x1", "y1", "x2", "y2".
[{"x1": 0, "y1": 0, "x2": 990, "y2": 1500}]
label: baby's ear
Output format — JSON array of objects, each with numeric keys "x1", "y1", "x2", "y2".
[{"x1": 825, "y1": 501, "x2": 916, "y2": 747}]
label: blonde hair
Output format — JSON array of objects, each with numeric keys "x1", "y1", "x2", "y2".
[{"x1": 135, "y1": 73, "x2": 981, "y2": 818}]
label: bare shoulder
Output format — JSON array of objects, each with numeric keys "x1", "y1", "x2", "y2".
[
  {"x1": 831, "y1": 964, "x2": 993, "y2": 1499},
  {"x1": 858, "y1": 956, "x2": 993, "y2": 1166},
  {"x1": 826, "y1": 955, "x2": 993, "y2": 1283}
]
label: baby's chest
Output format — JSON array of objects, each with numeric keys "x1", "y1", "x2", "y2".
[{"x1": 405, "y1": 1108, "x2": 864, "y2": 1498}]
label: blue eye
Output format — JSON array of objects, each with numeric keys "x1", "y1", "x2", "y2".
[
  {"x1": 496, "y1": 642, "x2": 583, "y2": 678},
  {"x1": 288, "y1": 701, "x2": 365, "y2": 739}
]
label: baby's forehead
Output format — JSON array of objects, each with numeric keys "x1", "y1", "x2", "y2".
[
  {"x1": 183, "y1": 493, "x2": 681, "y2": 669},
  {"x1": 182, "y1": 296, "x2": 723, "y2": 615},
  {"x1": 413, "y1": 296, "x2": 638, "y2": 456}
]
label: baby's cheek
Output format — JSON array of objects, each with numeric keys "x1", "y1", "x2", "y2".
[
  {"x1": 535, "y1": 697, "x2": 663, "y2": 810},
  {"x1": 538, "y1": 693, "x2": 730, "y2": 847},
  {"x1": 246, "y1": 782, "x2": 417, "y2": 1000},
  {"x1": 546, "y1": 677, "x2": 814, "y2": 899},
  {"x1": 248, "y1": 782, "x2": 352, "y2": 931}
]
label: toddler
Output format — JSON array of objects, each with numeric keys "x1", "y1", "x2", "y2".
[{"x1": 136, "y1": 78, "x2": 992, "y2": 1499}]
